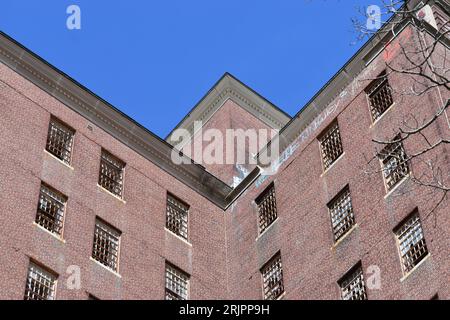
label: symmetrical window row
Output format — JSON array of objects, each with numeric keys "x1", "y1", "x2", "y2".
[{"x1": 45, "y1": 117, "x2": 126, "y2": 199}]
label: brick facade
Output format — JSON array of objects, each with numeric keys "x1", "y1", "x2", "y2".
[{"x1": 0, "y1": 1, "x2": 448, "y2": 300}]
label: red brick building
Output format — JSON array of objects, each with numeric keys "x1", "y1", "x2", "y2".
[{"x1": 0, "y1": 0, "x2": 448, "y2": 300}]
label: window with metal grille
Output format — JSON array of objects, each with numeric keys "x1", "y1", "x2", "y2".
[
  {"x1": 166, "y1": 193, "x2": 189, "y2": 240},
  {"x1": 36, "y1": 183, "x2": 67, "y2": 236},
  {"x1": 319, "y1": 121, "x2": 343, "y2": 170},
  {"x1": 378, "y1": 135, "x2": 409, "y2": 191},
  {"x1": 92, "y1": 218, "x2": 121, "y2": 272},
  {"x1": 99, "y1": 150, "x2": 125, "y2": 198},
  {"x1": 328, "y1": 186, "x2": 356, "y2": 242},
  {"x1": 394, "y1": 211, "x2": 428, "y2": 274},
  {"x1": 165, "y1": 263, "x2": 189, "y2": 300},
  {"x1": 256, "y1": 183, "x2": 278, "y2": 234},
  {"x1": 24, "y1": 262, "x2": 57, "y2": 300},
  {"x1": 338, "y1": 263, "x2": 367, "y2": 300},
  {"x1": 261, "y1": 253, "x2": 284, "y2": 300},
  {"x1": 46, "y1": 117, "x2": 75, "y2": 165},
  {"x1": 366, "y1": 72, "x2": 394, "y2": 121}
]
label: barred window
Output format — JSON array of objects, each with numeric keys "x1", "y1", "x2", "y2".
[
  {"x1": 99, "y1": 150, "x2": 125, "y2": 198},
  {"x1": 24, "y1": 262, "x2": 57, "y2": 300},
  {"x1": 166, "y1": 194, "x2": 189, "y2": 240},
  {"x1": 328, "y1": 186, "x2": 356, "y2": 242},
  {"x1": 395, "y1": 211, "x2": 428, "y2": 274},
  {"x1": 256, "y1": 183, "x2": 278, "y2": 234},
  {"x1": 36, "y1": 183, "x2": 67, "y2": 236},
  {"x1": 378, "y1": 136, "x2": 409, "y2": 191},
  {"x1": 165, "y1": 263, "x2": 189, "y2": 300},
  {"x1": 338, "y1": 263, "x2": 367, "y2": 300},
  {"x1": 261, "y1": 253, "x2": 284, "y2": 300},
  {"x1": 92, "y1": 218, "x2": 121, "y2": 272},
  {"x1": 319, "y1": 121, "x2": 343, "y2": 170},
  {"x1": 46, "y1": 117, "x2": 75, "y2": 165},
  {"x1": 366, "y1": 72, "x2": 394, "y2": 121}
]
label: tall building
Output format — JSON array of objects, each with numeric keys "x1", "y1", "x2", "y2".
[{"x1": 0, "y1": 0, "x2": 448, "y2": 300}]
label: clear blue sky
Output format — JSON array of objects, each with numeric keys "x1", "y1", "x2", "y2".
[{"x1": 0, "y1": 0, "x2": 381, "y2": 137}]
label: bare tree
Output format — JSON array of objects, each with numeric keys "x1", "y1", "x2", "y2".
[{"x1": 353, "y1": 0, "x2": 449, "y2": 214}]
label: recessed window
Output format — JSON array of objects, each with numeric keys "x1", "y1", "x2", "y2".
[
  {"x1": 261, "y1": 253, "x2": 284, "y2": 300},
  {"x1": 338, "y1": 262, "x2": 367, "y2": 300},
  {"x1": 394, "y1": 210, "x2": 428, "y2": 274},
  {"x1": 46, "y1": 117, "x2": 75, "y2": 165},
  {"x1": 24, "y1": 262, "x2": 57, "y2": 300},
  {"x1": 92, "y1": 218, "x2": 121, "y2": 272},
  {"x1": 366, "y1": 71, "x2": 394, "y2": 121},
  {"x1": 166, "y1": 193, "x2": 189, "y2": 240},
  {"x1": 256, "y1": 183, "x2": 278, "y2": 234},
  {"x1": 319, "y1": 121, "x2": 343, "y2": 170},
  {"x1": 165, "y1": 263, "x2": 189, "y2": 300},
  {"x1": 328, "y1": 186, "x2": 356, "y2": 242},
  {"x1": 36, "y1": 183, "x2": 67, "y2": 237},
  {"x1": 378, "y1": 135, "x2": 409, "y2": 191},
  {"x1": 99, "y1": 150, "x2": 125, "y2": 198}
]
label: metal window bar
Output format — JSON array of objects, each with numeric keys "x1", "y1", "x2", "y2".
[
  {"x1": 395, "y1": 213, "x2": 428, "y2": 273},
  {"x1": 165, "y1": 264, "x2": 189, "y2": 300},
  {"x1": 367, "y1": 75, "x2": 394, "y2": 121},
  {"x1": 92, "y1": 219, "x2": 121, "y2": 271},
  {"x1": 378, "y1": 137, "x2": 409, "y2": 191},
  {"x1": 36, "y1": 184, "x2": 67, "y2": 236},
  {"x1": 328, "y1": 187, "x2": 356, "y2": 241},
  {"x1": 166, "y1": 194, "x2": 189, "y2": 240},
  {"x1": 319, "y1": 121, "x2": 343, "y2": 170},
  {"x1": 339, "y1": 264, "x2": 367, "y2": 300},
  {"x1": 46, "y1": 118, "x2": 74, "y2": 164},
  {"x1": 24, "y1": 263, "x2": 57, "y2": 300},
  {"x1": 262, "y1": 254, "x2": 284, "y2": 300},
  {"x1": 99, "y1": 151, "x2": 125, "y2": 198},
  {"x1": 256, "y1": 184, "x2": 278, "y2": 234}
]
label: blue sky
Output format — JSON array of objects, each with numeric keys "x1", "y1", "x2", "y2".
[{"x1": 0, "y1": 0, "x2": 381, "y2": 137}]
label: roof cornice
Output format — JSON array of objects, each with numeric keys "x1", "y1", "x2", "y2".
[
  {"x1": 0, "y1": 31, "x2": 232, "y2": 208},
  {"x1": 165, "y1": 73, "x2": 291, "y2": 146}
]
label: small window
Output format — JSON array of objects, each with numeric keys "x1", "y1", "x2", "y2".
[
  {"x1": 394, "y1": 211, "x2": 428, "y2": 274},
  {"x1": 36, "y1": 183, "x2": 67, "y2": 236},
  {"x1": 166, "y1": 193, "x2": 189, "y2": 240},
  {"x1": 24, "y1": 262, "x2": 57, "y2": 300},
  {"x1": 338, "y1": 262, "x2": 367, "y2": 300},
  {"x1": 92, "y1": 218, "x2": 121, "y2": 272},
  {"x1": 165, "y1": 263, "x2": 189, "y2": 300},
  {"x1": 261, "y1": 253, "x2": 284, "y2": 300},
  {"x1": 46, "y1": 117, "x2": 75, "y2": 165},
  {"x1": 328, "y1": 186, "x2": 356, "y2": 242},
  {"x1": 378, "y1": 135, "x2": 410, "y2": 191},
  {"x1": 319, "y1": 121, "x2": 343, "y2": 170},
  {"x1": 365, "y1": 71, "x2": 394, "y2": 121},
  {"x1": 256, "y1": 183, "x2": 278, "y2": 234},
  {"x1": 99, "y1": 150, "x2": 125, "y2": 198}
]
